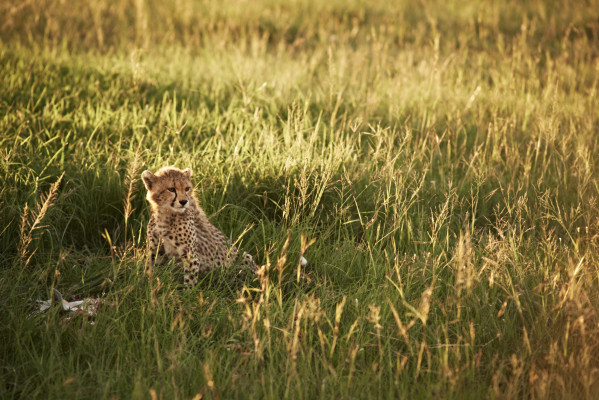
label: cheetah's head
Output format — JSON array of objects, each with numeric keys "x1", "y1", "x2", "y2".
[{"x1": 141, "y1": 166, "x2": 196, "y2": 213}]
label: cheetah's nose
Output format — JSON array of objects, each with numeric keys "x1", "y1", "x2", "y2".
[{"x1": 179, "y1": 200, "x2": 188, "y2": 206}]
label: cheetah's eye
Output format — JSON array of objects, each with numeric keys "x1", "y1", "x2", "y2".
[
  {"x1": 167, "y1": 187, "x2": 176, "y2": 193},
  {"x1": 185, "y1": 187, "x2": 191, "y2": 192}
]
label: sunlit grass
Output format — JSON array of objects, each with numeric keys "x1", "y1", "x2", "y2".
[{"x1": 1, "y1": 0, "x2": 599, "y2": 398}]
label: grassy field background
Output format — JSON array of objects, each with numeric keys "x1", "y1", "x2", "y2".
[{"x1": 1, "y1": 0, "x2": 599, "y2": 398}]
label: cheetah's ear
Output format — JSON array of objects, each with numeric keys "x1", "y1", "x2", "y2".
[
  {"x1": 141, "y1": 170, "x2": 156, "y2": 190},
  {"x1": 183, "y1": 168, "x2": 192, "y2": 177}
]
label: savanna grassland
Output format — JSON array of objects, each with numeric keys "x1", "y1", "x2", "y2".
[{"x1": 1, "y1": 0, "x2": 599, "y2": 398}]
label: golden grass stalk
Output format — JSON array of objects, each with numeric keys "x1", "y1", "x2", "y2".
[
  {"x1": 386, "y1": 298, "x2": 410, "y2": 345},
  {"x1": 18, "y1": 172, "x2": 64, "y2": 267},
  {"x1": 329, "y1": 296, "x2": 346, "y2": 358},
  {"x1": 123, "y1": 149, "x2": 142, "y2": 246},
  {"x1": 123, "y1": 151, "x2": 141, "y2": 226},
  {"x1": 202, "y1": 361, "x2": 220, "y2": 400},
  {"x1": 297, "y1": 233, "x2": 316, "y2": 283},
  {"x1": 367, "y1": 303, "x2": 383, "y2": 360}
]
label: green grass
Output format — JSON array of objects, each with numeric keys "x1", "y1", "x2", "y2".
[{"x1": 1, "y1": 0, "x2": 599, "y2": 398}]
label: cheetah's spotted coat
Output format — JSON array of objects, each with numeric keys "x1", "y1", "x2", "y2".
[{"x1": 142, "y1": 166, "x2": 256, "y2": 287}]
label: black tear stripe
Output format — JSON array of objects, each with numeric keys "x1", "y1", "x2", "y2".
[{"x1": 171, "y1": 179, "x2": 178, "y2": 207}]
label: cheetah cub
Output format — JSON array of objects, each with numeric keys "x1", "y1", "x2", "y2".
[{"x1": 142, "y1": 166, "x2": 257, "y2": 287}]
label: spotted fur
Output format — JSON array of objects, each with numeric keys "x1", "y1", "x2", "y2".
[{"x1": 142, "y1": 166, "x2": 257, "y2": 287}]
